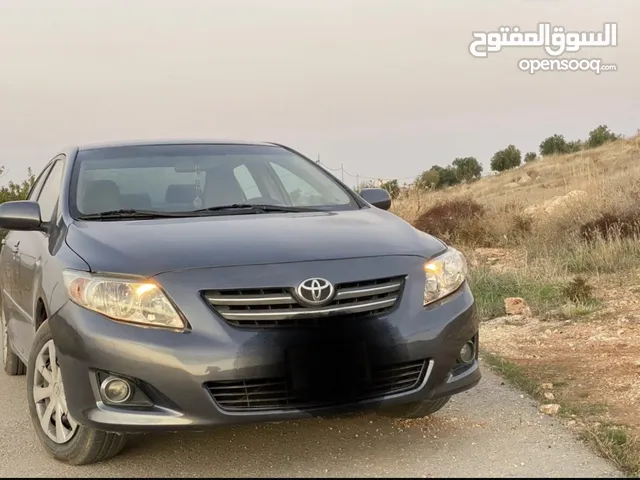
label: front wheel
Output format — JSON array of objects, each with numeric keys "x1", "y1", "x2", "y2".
[
  {"x1": 26, "y1": 320, "x2": 128, "y2": 465},
  {"x1": 376, "y1": 396, "x2": 451, "y2": 419}
]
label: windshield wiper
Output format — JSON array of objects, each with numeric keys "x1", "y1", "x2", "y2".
[
  {"x1": 78, "y1": 204, "x2": 324, "y2": 220},
  {"x1": 192, "y1": 204, "x2": 324, "y2": 213},
  {"x1": 77, "y1": 209, "x2": 195, "y2": 220}
]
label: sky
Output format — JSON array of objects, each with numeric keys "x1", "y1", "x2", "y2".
[{"x1": 1, "y1": 0, "x2": 637, "y2": 187}]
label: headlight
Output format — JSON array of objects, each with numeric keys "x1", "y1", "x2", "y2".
[
  {"x1": 423, "y1": 248, "x2": 468, "y2": 306},
  {"x1": 62, "y1": 270, "x2": 186, "y2": 330}
]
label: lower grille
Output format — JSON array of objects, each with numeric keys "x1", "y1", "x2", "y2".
[{"x1": 205, "y1": 359, "x2": 428, "y2": 412}]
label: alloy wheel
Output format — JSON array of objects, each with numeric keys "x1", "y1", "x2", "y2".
[{"x1": 33, "y1": 339, "x2": 78, "y2": 444}]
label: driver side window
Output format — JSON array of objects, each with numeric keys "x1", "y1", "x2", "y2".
[
  {"x1": 35, "y1": 160, "x2": 64, "y2": 223},
  {"x1": 27, "y1": 164, "x2": 53, "y2": 201},
  {"x1": 269, "y1": 162, "x2": 323, "y2": 205},
  {"x1": 233, "y1": 165, "x2": 260, "y2": 199}
]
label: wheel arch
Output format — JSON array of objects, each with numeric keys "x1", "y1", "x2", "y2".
[{"x1": 35, "y1": 296, "x2": 48, "y2": 330}]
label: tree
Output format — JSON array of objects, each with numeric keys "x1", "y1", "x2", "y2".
[
  {"x1": 539, "y1": 134, "x2": 571, "y2": 156},
  {"x1": 452, "y1": 157, "x2": 483, "y2": 182},
  {"x1": 379, "y1": 179, "x2": 400, "y2": 199},
  {"x1": 433, "y1": 165, "x2": 461, "y2": 187},
  {"x1": 566, "y1": 140, "x2": 582, "y2": 153},
  {"x1": 355, "y1": 179, "x2": 377, "y2": 193},
  {"x1": 0, "y1": 167, "x2": 35, "y2": 204},
  {"x1": 524, "y1": 152, "x2": 537, "y2": 163},
  {"x1": 490, "y1": 145, "x2": 521, "y2": 172},
  {"x1": 0, "y1": 167, "x2": 36, "y2": 241},
  {"x1": 585, "y1": 125, "x2": 621, "y2": 149},
  {"x1": 414, "y1": 168, "x2": 440, "y2": 191}
]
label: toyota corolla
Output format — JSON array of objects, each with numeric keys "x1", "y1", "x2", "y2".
[{"x1": 0, "y1": 140, "x2": 480, "y2": 465}]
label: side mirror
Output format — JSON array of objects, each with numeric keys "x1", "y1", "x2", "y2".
[
  {"x1": 0, "y1": 201, "x2": 43, "y2": 231},
  {"x1": 359, "y1": 188, "x2": 392, "y2": 211}
]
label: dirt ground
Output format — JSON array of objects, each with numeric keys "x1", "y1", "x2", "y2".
[{"x1": 477, "y1": 249, "x2": 640, "y2": 472}]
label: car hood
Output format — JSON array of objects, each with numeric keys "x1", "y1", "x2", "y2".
[{"x1": 65, "y1": 208, "x2": 447, "y2": 276}]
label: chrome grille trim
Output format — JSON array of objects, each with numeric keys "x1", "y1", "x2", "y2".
[{"x1": 203, "y1": 276, "x2": 405, "y2": 326}]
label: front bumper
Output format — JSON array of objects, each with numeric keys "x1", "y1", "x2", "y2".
[{"x1": 50, "y1": 258, "x2": 480, "y2": 433}]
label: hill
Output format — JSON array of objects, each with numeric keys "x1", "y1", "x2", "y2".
[{"x1": 391, "y1": 134, "x2": 640, "y2": 476}]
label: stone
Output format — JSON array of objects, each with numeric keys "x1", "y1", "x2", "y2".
[
  {"x1": 504, "y1": 297, "x2": 532, "y2": 317},
  {"x1": 540, "y1": 404, "x2": 561, "y2": 416}
]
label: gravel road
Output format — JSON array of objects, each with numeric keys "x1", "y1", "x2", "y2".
[{"x1": 0, "y1": 364, "x2": 620, "y2": 478}]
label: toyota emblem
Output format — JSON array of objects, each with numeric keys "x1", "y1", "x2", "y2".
[{"x1": 295, "y1": 277, "x2": 335, "y2": 307}]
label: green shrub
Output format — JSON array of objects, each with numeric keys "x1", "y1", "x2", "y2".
[
  {"x1": 585, "y1": 125, "x2": 621, "y2": 149},
  {"x1": 0, "y1": 167, "x2": 36, "y2": 241},
  {"x1": 452, "y1": 157, "x2": 483, "y2": 182},
  {"x1": 539, "y1": 134, "x2": 572, "y2": 156},
  {"x1": 561, "y1": 276, "x2": 594, "y2": 303},
  {"x1": 490, "y1": 145, "x2": 521, "y2": 172}
]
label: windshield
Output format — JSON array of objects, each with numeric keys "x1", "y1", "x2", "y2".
[{"x1": 69, "y1": 144, "x2": 360, "y2": 218}]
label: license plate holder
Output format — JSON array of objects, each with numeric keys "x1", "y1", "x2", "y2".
[{"x1": 286, "y1": 341, "x2": 371, "y2": 402}]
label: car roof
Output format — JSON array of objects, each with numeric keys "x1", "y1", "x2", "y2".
[{"x1": 76, "y1": 139, "x2": 278, "y2": 152}]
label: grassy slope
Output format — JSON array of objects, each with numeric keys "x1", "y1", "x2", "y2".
[{"x1": 390, "y1": 134, "x2": 640, "y2": 476}]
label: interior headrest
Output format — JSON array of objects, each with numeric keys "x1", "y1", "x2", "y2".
[
  {"x1": 165, "y1": 184, "x2": 197, "y2": 204},
  {"x1": 81, "y1": 180, "x2": 121, "y2": 214}
]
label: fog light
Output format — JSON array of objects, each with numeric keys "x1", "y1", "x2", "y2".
[
  {"x1": 100, "y1": 376, "x2": 132, "y2": 404},
  {"x1": 459, "y1": 341, "x2": 476, "y2": 364}
]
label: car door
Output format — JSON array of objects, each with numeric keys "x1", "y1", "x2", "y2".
[
  {"x1": 12, "y1": 158, "x2": 64, "y2": 357},
  {"x1": 0, "y1": 162, "x2": 52, "y2": 358}
]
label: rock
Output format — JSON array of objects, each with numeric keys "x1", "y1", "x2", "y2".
[
  {"x1": 518, "y1": 173, "x2": 532, "y2": 184},
  {"x1": 541, "y1": 383, "x2": 553, "y2": 390},
  {"x1": 523, "y1": 189, "x2": 589, "y2": 220},
  {"x1": 504, "y1": 297, "x2": 532, "y2": 317},
  {"x1": 505, "y1": 182, "x2": 520, "y2": 189},
  {"x1": 567, "y1": 420, "x2": 577, "y2": 427},
  {"x1": 540, "y1": 404, "x2": 561, "y2": 416},
  {"x1": 544, "y1": 392, "x2": 555, "y2": 400}
]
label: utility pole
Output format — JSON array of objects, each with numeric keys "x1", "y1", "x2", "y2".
[{"x1": 341, "y1": 162, "x2": 344, "y2": 182}]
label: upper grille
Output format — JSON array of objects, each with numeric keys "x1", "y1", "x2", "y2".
[
  {"x1": 203, "y1": 276, "x2": 405, "y2": 327},
  {"x1": 206, "y1": 359, "x2": 427, "y2": 412}
]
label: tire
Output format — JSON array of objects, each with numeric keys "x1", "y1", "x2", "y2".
[
  {"x1": 1, "y1": 305, "x2": 26, "y2": 376},
  {"x1": 26, "y1": 319, "x2": 128, "y2": 465},
  {"x1": 376, "y1": 396, "x2": 451, "y2": 419}
]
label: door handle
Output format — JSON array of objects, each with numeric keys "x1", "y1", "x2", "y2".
[{"x1": 10, "y1": 242, "x2": 20, "y2": 255}]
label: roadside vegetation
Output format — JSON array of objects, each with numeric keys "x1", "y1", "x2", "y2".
[
  {"x1": 389, "y1": 128, "x2": 640, "y2": 476},
  {"x1": 0, "y1": 167, "x2": 36, "y2": 241}
]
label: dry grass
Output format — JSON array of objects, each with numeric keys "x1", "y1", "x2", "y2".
[
  {"x1": 392, "y1": 134, "x2": 640, "y2": 277},
  {"x1": 390, "y1": 134, "x2": 640, "y2": 476},
  {"x1": 393, "y1": 134, "x2": 640, "y2": 224}
]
